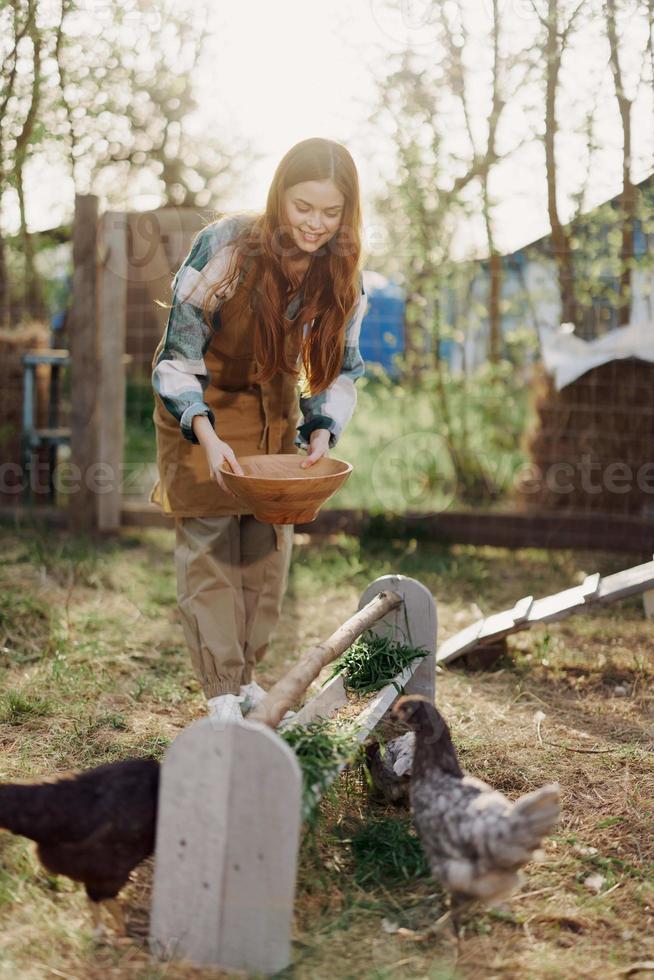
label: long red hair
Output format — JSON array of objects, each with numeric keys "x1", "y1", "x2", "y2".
[{"x1": 200, "y1": 137, "x2": 363, "y2": 394}]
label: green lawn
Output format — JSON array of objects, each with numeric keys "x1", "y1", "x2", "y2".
[{"x1": 125, "y1": 368, "x2": 531, "y2": 511}]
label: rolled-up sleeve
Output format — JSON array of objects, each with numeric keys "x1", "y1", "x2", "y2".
[
  {"x1": 152, "y1": 217, "x2": 242, "y2": 444},
  {"x1": 295, "y1": 275, "x2": 367, "y2": 450}
]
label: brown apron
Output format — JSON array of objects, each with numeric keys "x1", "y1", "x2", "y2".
[{"x1": 150, "y1": 260, "x2": 302, "y2": 518}]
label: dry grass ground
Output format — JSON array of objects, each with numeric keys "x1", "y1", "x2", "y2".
[{"x1": 0, "y1": 522, "x2": 652, "y2": 979}]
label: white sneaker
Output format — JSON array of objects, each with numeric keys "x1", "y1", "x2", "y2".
[
  {"x1": 207, "y1": 693, "x2": 243, "y2": 729},
  {"x1": 238, "y1": 681, "x2": 268, "y2": 716},
  {"x1": 239, "y1": 681, "x2": 297, "y2": 723}
]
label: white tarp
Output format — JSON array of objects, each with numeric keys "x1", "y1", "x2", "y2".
[{"x1": 541, "y1": 320, "x2": 654, "y2": 390}]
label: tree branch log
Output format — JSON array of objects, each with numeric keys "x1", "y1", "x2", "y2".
[{"x1": 250, "y1": 590, "x2": 404, "y2": 729}]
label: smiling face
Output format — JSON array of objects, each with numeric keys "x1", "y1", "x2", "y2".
[{"x1": 282, "y1": 178, "x2": 345, "y2": 254}]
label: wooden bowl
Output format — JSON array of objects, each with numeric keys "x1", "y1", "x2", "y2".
[{"x1": 218, "y1": 454, "x2": 353, "y2": 524}]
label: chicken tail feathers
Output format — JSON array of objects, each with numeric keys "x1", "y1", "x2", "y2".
[
  {"x1": 507, "y1": 783, "x2": 561, "y2": 852},
  {"x1": 0, "y1": 784, "x2": 55, "y2": 842}
]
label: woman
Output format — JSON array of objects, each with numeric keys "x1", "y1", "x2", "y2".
[{"x1": 150, "y1": 137, "x2": 368, "y2": 722}]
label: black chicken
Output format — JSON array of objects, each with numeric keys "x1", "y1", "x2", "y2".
[
  {"x1": 392, "y1": 696, "x2": 560, "y2": 906},
  {"x1": 0, "y1": 758, "x2": 160, "y2": 934}
]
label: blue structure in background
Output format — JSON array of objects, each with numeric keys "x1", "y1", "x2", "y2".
[{"x1": 360, "y1": 270, "x2": 405, "y2": 377}]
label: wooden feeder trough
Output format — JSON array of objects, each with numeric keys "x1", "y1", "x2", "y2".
[{"x1": 149, "y1": 574, "x2": 437, "y2": 976}]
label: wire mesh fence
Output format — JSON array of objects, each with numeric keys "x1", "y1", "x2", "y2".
[
  {"x1": 2, "y1": 201, "x2": 654, "y2": 529},
  {"x1": 0, "y1": 317, "x2": 72, "y2": 507},
  {"x1": 122, "y1": 208, "x2": 208, "y2": 505}
]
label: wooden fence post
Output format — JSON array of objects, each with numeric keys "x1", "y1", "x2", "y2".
[
  {"x1": 97, "y1": 211, "x2": 128, "y2": 531},
  {"x1": 68, "y1": 194, "x2": 99, "y2": 532}
]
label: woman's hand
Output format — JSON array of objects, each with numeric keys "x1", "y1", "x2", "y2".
[
  {"x1": 192, "y1": 415, "x2": 244, "y2": 495},
  {"x1": 300, "y1": 428, "x2": 331, "y2": 468},
  {"x1": 205, "y1": 438, "x2": 245, "y2": 495}
]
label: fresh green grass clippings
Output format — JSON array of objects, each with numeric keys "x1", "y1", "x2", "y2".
[
  {"x1": 281, "y1": 720, "x2": 360, "y2": 824},
  {"x1": 346, "y1": 815, "x2": 430, "y2": 888},
  {"x1": 328, "y1": 631, "x2": 427, "y2": 695}
]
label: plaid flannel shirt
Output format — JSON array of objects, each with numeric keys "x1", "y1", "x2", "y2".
[{"x1": 152, "y1": 214, "x2": 367, "y2": 450}]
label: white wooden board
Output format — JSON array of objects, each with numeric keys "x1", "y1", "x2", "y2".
[
  {"x1": 289, "y1": 673, "x2": 348, "y2": 726},
  {"x1": 437, "y1": 558, "x2": 654, "y2": 665},
  {"x1": 358, "y1": 574, "x2": 437, "y2": 702},
  {"x1": 150, "y1": 717, "x2": 302, "y2": 975}
]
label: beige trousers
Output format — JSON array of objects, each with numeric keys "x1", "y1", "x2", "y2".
[{"x1": 174, "y1": 515, "x2": 294, "y2": 698}]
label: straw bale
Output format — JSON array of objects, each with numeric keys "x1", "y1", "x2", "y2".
[
  {"x1": 0, "y1": 321, "x2": 52, "y2": 503},
  {"x1": 519, "y1": 358, "x2": 654, "y2": 516}
]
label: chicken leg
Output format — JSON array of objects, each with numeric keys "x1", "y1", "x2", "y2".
[{"x1": 88, "y1": 897, "x2": 126, "y2": 938}]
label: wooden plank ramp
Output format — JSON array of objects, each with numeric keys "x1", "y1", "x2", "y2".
[{"x1": 437, "y1": 557, "x2": 654, "y2": 666}]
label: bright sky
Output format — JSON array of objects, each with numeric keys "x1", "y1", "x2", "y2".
[
  {"x1": 192, "y1": 2, "x2": 381, "y2": 214},
  {"x1": 7, "y1": 0, "x2": 654, "y2": 260}
]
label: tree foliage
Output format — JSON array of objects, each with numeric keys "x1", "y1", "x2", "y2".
[{"x1": 0, "y1": 0, "x2": 253, "y2": 325}]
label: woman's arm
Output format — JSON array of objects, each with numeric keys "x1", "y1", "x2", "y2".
[
  {"x1": 152, "y1": 215, "x2": 245, "y2": 444},
  {"x1": 295, "y1": 275, "x2": 367, "y2": 454},
  {"x1": 191, "y1": 414, "x2": 243, "y2": 494}
]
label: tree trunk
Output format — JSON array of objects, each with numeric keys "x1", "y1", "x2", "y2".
[
  {"x1": 606, "y1": 0, "x2": 634, "y2": 326},
  {"x1": 17, "y1": 176, "x2": 45, "y2": 321},
  {"x1": 0, "y1": 221, "x2": 8, "y2": 330},
  {"x1": 544, "y1": 0, "x2": 577, "y2": 328},
  {"x1": 488, "y1": 252, "x2": 502, "y2": 362},
  {"x1": 13, "y1": 0, "x2": 45, "y2": 323}
]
